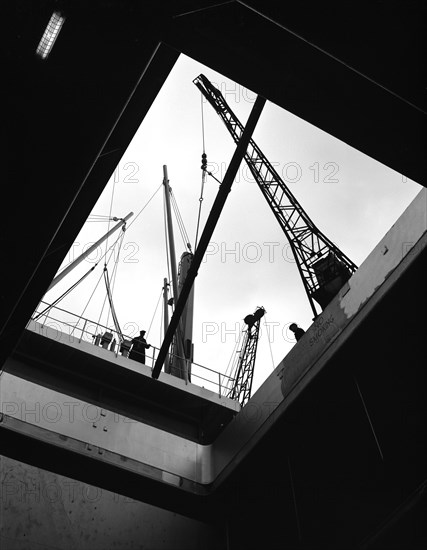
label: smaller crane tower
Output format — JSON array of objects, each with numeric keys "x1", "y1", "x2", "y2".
[{"x1": 228, "y1": 307, "x2": 265, "y2": 407}]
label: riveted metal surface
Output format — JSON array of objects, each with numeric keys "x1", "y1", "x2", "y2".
[{"x1": 0, "y1": 371, "x2": 213, "y2": 484}]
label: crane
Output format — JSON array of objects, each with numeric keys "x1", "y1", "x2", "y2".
[
  {"x1": 228, "y1": 307, "x2": 265, "y2": 407},
  {"x1": 193, "y1": 74, "x2": 357, "y2": 317}
]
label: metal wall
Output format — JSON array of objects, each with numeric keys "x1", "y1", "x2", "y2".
[{"x1": 0, "y1": 455, "x2": 223, "y2": 550}]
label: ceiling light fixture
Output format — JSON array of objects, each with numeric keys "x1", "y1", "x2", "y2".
[{"x1": 36, "y1": 12, "x2": 65, "y2": 59}]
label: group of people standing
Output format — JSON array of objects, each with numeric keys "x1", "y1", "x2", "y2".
[
  {"x1": 93, "y1": 329, "x2": 151, "y2": 364},
  {"x1": 94, "y1": 322, "x2": 304, "y2": 368}
]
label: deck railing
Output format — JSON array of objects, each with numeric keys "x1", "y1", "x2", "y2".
[{"x1": 30, "y1": 301, "x2": 235, "y2": 397}]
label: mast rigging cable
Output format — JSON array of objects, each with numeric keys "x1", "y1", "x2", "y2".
[
  {"x1": 103, "y1": 266, "x2": 123, "y2": 342},
  {"x1": 170, "y1": 189, "x2": 192, "y2": 252},
  {"x1": 146, "y1": 287, "x2": 164, "y2": 339},
  {"x1": 33, "y1": 266, "x2": 97, "y2": 322},
  {"x1": 105, "y1": 228, "x2": 125, "y2": 329}
]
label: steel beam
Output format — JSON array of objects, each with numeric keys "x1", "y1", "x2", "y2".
[{"x1": 152, "y1": 94, "x2": 266, "y2": 379}]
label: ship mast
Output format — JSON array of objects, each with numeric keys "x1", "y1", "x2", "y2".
[{"x1": 163, "y1": 165, "x2": 188, "y2": 381}]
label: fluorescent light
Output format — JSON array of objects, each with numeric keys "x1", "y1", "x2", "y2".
[{"x1": 36, "y1": 12, "x2": 65, "y2": 59}]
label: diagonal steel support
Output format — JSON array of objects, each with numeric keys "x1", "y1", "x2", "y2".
[{"x1": 152, "y1": 94, "x2": 266, "y2": 379}]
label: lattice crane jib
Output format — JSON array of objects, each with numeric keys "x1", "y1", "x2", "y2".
[
  {"x1": 193, "y1": 74, "x2": 357, "y2": 316},
  {"x1": 228, "y1": 307, "x2": 265, "y2": 407}
]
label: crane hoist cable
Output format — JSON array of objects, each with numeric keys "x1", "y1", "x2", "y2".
[
  {"x1": 201, "y1": 87, "x2": 207, "y2": 153},
  {"x1": 194, "y1": 91, "x2": 208, "y2": 250},
  {"x1": 193, "y1": 73, "x2": 358, "y2": 317}
]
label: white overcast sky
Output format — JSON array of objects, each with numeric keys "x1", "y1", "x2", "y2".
[{"x1": 44, "y1": 54, "x2": 422, "y2": 394}]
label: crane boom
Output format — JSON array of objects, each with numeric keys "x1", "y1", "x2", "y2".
[
  {"x1": 228, "y1": 307, "x2": 265, "y2": 407},
  {"x1": 193, "y1": 74, "x2": 357, "y2": 316}
]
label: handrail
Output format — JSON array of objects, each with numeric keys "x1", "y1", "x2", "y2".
[{"x1": 31, "y1": 301, "x2": 235, "y2": 397}]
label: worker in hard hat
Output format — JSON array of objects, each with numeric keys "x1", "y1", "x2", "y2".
[
  {"x1": 129, "y1": 330, "x2": 151, "y2": 364},
  {"x1": 289, "y1": 323, "x2": 305, "y2": 342}
]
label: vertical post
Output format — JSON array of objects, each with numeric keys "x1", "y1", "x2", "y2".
[
  {"x1": 163, "y1": 277, "x2": 170, "y2": 373},
  {"x1": 185, "y1": 358, "x2": 190, "y2": 385},
  {"x1": 79, "y1": 318, "x2": 87, "y2": 343},
  {"x1": 151, "y1": 346, "x2": 157, "y2": 370},
  {"x1": 163, "y1": 166, "x2": 186, "y2": 378},
  {"x1": 163, "y1": 167, "x2": 179, "y2": 304},
  {"x1": 218, "y1": 372, "x2": 222, "y2": 398}
]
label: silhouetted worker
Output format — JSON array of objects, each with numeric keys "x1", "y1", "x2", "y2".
[
  {"x1": 93, "y1": 333, "x2": 102, "y2": 346},
  {"x1": 129, "y1": 330, "x2": 151, "y2": 364},
  {"x1": 289, "y1": 323, "x2": 305, "y2": 342}
]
